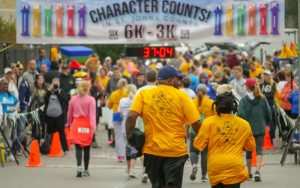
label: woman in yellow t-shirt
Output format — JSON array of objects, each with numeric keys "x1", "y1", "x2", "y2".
[
  {"x1": 189, "y1": 84, "x2": 216, "y2": 182},
  {"x1": 97, "y1": 67, "x2": 110, "y2": 90},
  {"x1": 108, "y1": 78, "x2": 128, "y2": 162},
  {"x1": 194, "y1": 92, "x2": 255, "y2": 188}
]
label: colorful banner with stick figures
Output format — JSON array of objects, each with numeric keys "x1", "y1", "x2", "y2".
[{"x1": 16, "y1": 0, "x2": 285, "y2": 44}]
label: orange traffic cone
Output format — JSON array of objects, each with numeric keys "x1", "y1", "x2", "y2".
[
  {"x1": 26, "y1": 139, "x2": 42, "y2": 167},
  {"x1": 65, "y1": 128, "x2": 72, "y2": 150},
  {"x1": 263, "y1": 126, "x2": 273, "y2": 150},
  {"x1": 48, "y1": 132, "x2": 63, "y2": 157}
]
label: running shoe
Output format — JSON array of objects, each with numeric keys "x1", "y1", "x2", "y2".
[
  {"x1": 254, "y1": 171, "x2": 262, "y2": 182},
  {"x1": 82, "y1": 170, "x2": 91, "y2": 177},
  {"x1": 76, "y1": 167, "x2": 82, "y2": 177},
  {"x1": 141, "y1": 173, "x2": 148, "y2": 183},
  {"x1": 201, "y1": 176, "x2": 208, "y2": 182},
  {"x1": 129, "y1": 171, "x2": 136, "y2": 178},
  {"x1": 190, "y1": 167, "x2": 198, "y2": 181},
  {"x1": 7, "y1": 154, "x2": 16, "y2": 162},
  {"x1": 249, "y1": 173, "x2": 253, "y2": 179},
  {"x1": 118, "y1": 156, "x2": 125, "y2": 162}
]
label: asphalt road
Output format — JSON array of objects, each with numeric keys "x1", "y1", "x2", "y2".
[{"x1": 1, "y1": 127, "x2": 299, "y2": 188}]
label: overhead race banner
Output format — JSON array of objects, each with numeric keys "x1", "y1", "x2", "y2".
[{"x1": 16, "y1": 0, "x2": 285, "y2": 44}]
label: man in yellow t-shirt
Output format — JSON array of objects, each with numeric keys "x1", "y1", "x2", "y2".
[
  {"x1": 193, "y1": 92, "x2": 256, "y2": 188},
  {"x1": 126, "y1": 66, "x2": 201, "y2": 188},
  {"x1": 249, "y1": 62, "x2": 264, "y2": 78}
]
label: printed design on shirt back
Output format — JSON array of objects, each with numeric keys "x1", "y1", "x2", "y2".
[
  {"x1": 150, "y1": 90, "x2": 174, "y2": 117},
  {"x1": 215, "y1": 120, "x2": 239, "y2": 147}
]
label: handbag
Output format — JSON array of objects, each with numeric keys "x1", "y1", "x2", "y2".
[{"x1": 128, "y1": 128, "x2": 145, "y2": 157}]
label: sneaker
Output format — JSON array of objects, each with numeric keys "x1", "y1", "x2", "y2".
[
  {"x1": 129, "y1": 171, "x2": 136, "y2": 178},
  {"x1": 107, "y1": 140, "x2": 113, "y2": 145},
  {"x1": 82, "y1": 170, "x2": 91, "y2": 177},
  {"x1": 254, "y1": 171, "x2": 262, "y2": 182},
  {"x1": 249, "y1": 173, "x2": 253, "y2": 179},
  {"x1": 141, "y1": 173, "x2": 148, "y2": 183},
  {"x1": 118, "y1": 156, "x2": 125, "y2": 162},
  {"x1": 7, "y1": 154, "x2": 16, "y2": 162},
  {"x1": 190, "y1": 167, "x2": 198, "y2": 181},
  {"x1": 76, "y1": 167, "x2": 82, "y2": 177},
  {"x1": 201, "y1": 176, "x2": 208, "y2": 182}
]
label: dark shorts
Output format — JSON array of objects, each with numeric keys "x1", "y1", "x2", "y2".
[
  {"x1": 212, "y1": 183, "x2": 241, "y2": 188},
  {"x1": 246, "y1": 135, "x2": 264, "y2": 159},
  {"x1": 144, "y1": 154, "x2": 188, "y2": 188}
]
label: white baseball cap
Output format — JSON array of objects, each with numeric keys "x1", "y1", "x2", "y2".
[
  {"x1": 4, "y1": 67, "x2": 12, "y2": 74},
  {"x1": 156, "y1": 63, "x2": 163, "y2": 69},
  {"x1": 75, "y1": 78, "x2": 83, "y2": 84},
  {"x1": 241, "y1": 51, "x2": 249, "y2": 57},
  {"x1": 264, "y1": 69, "x2": 272, "y2": 75}
]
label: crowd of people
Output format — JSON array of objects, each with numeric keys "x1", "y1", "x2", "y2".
[{"x1": 0, "y1": 46, "x2": 299, "y2": 188}]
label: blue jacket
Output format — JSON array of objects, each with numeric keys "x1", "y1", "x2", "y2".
[
  {"x1": 199, "y1": 73, "x2": 216, "y2": 100},
  {"x1": 37, "y1": 57, "x2": 51, "y2": 71},
  {"x1": 288, "y1": 90, "x2": 299, "y2": 116},
  {"x1": 18, "y1": 78, "x2": 31, "y2": 112}
]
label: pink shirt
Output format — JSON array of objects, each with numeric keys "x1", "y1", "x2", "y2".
[{"x1": 67, "y1": 95, "x2": 96, "y2": 131}]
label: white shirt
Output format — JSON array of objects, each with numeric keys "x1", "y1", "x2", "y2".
[
  {"x1": 118, "y1": 97, "x2": 134, "y2": 134},
  {"x1": 180, "y1": 88, "x2": 196, "y2": 99},
  {"x1": 277, "y1": 81, "x2": 287, "y2": 93}
]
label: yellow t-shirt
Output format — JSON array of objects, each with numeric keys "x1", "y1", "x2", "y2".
[
  {"x1": 180, "y1": 62, "x2": 192, "y2": 74},
  {"x1": 108, "y1": 89, "x2": 128, "y2": 112},
  {"x1": 193, "y1": 114, "x2": 256, "y2": 186},
  {"x1": 130, "y1": 85, "x2": 200, "y2": 157},
  {"x1": 193, "y1": 96, "x2": 216, "y2": 119},
  {"x1": 250, "y1": 67, "x2": 264, "y2": 78},
  {"x1": 97, "y1": 76, "x2": 109, "y2": 90},
  {"x1": 254, "y1": 61, "x2": 261, "y2": 69},
  {"x1": 203, "y1": 68, "x2": 213, "y2": 78}
]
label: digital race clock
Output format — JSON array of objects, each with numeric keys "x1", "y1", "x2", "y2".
[{"x1": 126, "y1": 47, "x2": 175, "y2": 59}]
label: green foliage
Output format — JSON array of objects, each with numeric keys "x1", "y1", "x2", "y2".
[
  {"x1": 90, "y1": 44, "x2": 125, "y2": 63},
  {"x1": 0, "y1": 15, "x2": 16, "y2": 42},
  {"x1": 285, "y1": 0, "x2": 298, "y2": 28},
  {"x1": 90, "y1": 44, "x2": 143, "y2": 63}
]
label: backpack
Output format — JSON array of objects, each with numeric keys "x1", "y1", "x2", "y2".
[{"x1": 46, "y1": 94, "x2": 63, "y2": 118}]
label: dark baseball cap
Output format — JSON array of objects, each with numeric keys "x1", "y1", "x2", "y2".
[
  {"x1": 157, "y1": 66, "x2": 185, "y2": 80},
  {"x1": 61, "y1": 62, "x2": 69, "y2": 69}
]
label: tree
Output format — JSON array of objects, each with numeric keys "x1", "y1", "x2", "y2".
[{"x1": 285, "y1": 0, "x2": 298, "y2": 28}]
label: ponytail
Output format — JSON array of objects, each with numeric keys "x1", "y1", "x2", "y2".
[
  {"x1": 250, "y1": 85, "x2": 263, "y2": 99},
  {"x1": 126, "y1": 84, "x2": 137, "y2": 100},
  {"x1": 197, "y1": 90, "x2": 203, "y2": 107}
]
